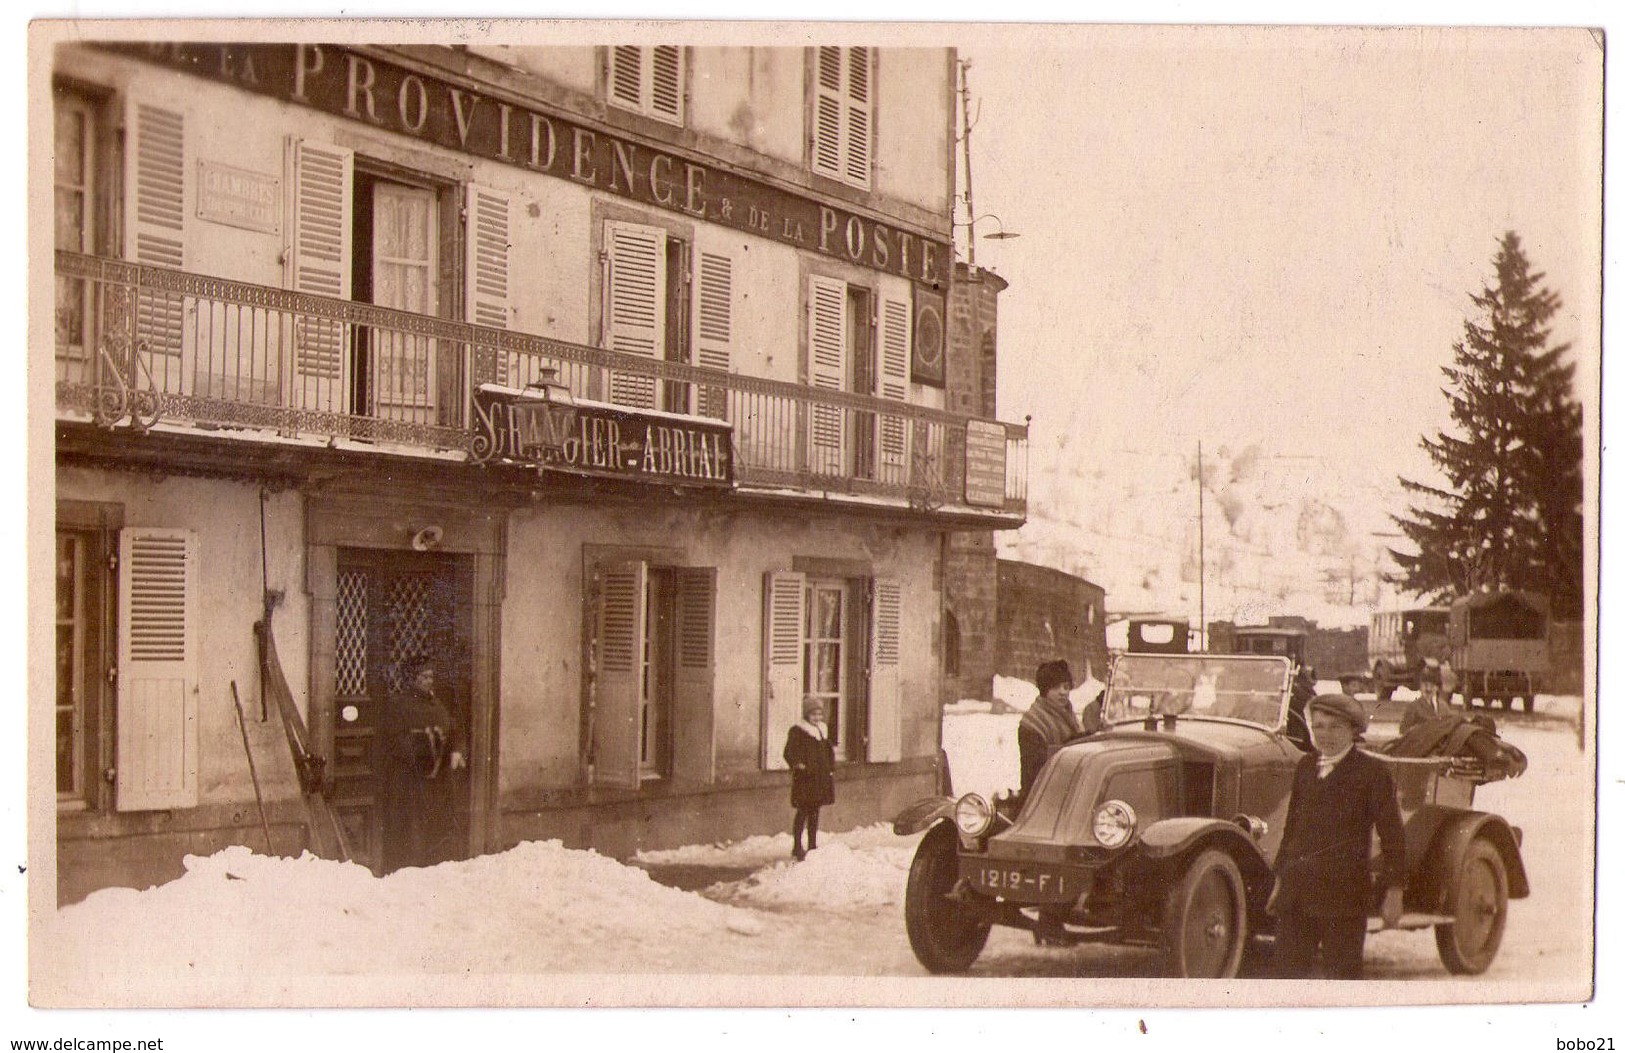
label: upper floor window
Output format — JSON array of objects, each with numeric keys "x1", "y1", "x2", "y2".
[
  {"x1": 810, "y1": 47, "x2": 874, "y2": 190},
  {"x1": 608, "y1": 46, "x2": 685, "y2": 126}
]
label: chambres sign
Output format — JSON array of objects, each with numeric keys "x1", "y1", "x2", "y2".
[
  {"x1": 99, "y1": 42, "x2": 952, "y2": 286},
  {"x1": 472, "y1": 386, "x2": 735, "y2": 488}
]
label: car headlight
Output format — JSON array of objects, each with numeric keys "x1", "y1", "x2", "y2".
[
  {"x1": 954, "y1": 793, "x2": 993, "y2": 838},
  {"x1": 1092, "y1": 799, "x2": 1137, "y2": 848}
]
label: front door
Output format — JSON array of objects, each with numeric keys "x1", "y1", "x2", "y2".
[{"x1": 331, "y1": 548, "x2": 472, "y2": 874}]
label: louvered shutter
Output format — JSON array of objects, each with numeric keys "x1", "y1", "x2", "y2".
[
  {"x1": 810, "y1": 47, "x2": 872, "y2": 189},
  {"x1": 609, "y1": 46, "x2": 684, "y2": 123},
  {"x1": 115, "y1": 528, "x2": 199, "y2": 810},
  {"x1": 287, "y1": 138, "x2": 353, "y2": 404},
  {"x1": 465, "y1": 183, "x2": 512, "y2": 388},
  {"x1": 807, "y1": 275, "x2": 848, "y2": 476},
  {"x1": 672, "y1": 568, "x2": 717, "y2": 784},
  {"x1": 592, "y1": 561, "x2": 646, "y2": 790},
  {"x1": 843, "y1": 48, "x2": 873, "y2": 189},
  {"x1": 876, "y1": 293, "x2": 912, "y2": 484},
  {"x1": 694, "y1": 251, "x2": 733, "y2": 419},
  {"x1": 762, "y1": 571, "x2": 806, "y2": 771},
  {"x1": 867, "y1": 578, "x2": 902, "y2": 763},
  {"x1": 604, "y1": 220, "x2": 665, "y2": 410},
  {"x1": 125, "y1": 100, "x2": 185, "y2": 358}
]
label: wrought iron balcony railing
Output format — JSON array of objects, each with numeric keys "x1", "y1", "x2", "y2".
[{"x1": 54, "y1": 251, "x2": 1028, "y2": 515}]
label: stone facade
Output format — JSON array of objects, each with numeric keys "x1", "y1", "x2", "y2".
[{"x1": 997, "y1": 560, "x2": 1110, "y2": 687}]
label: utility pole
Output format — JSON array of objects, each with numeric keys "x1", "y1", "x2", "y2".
[
  {"x1": 1198, "y1": 440, "x2": 1206, "y2": 652},
  {"x1": 959, "y1": 59, "x2": 978, "y2": 266}
]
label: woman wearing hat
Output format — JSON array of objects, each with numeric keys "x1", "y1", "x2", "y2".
[
  {"x1": 1018, "y1": 660, "x2": 1084, "y2": 800},
  {"x1": 1269, "y1": 693, "x2": 1406, "y2": 978}
]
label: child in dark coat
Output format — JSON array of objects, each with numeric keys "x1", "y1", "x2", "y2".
[{"x1": 783, "y1": 697, "x2": 835, "y2": 860}]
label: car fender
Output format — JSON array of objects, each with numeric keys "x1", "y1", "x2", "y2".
[
  {"x1": 1409, "y1": 806, "x2": 1530, "y2": 906},
  {"x1": 893, "y1": 796, "x2": 956, "y2": 836},
  {"x1": 1137, "y1": 816, "x2": 1272, "y2": 876}
]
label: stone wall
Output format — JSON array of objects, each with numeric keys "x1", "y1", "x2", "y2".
[{"x1": 997, "y1": 560, "x2": 1110, "y2": 686}]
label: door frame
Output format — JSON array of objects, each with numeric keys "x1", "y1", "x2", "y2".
[{"x1": 307, "y1": 492, "x2": 506, "y2": 860}]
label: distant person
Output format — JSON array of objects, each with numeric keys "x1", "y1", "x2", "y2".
[
  {"x1": 1269, "y1": 693, "x2": 1406, "y2": 979},
  {"x1": 1018, "y1": 660, "x2": 1083, "y2": 799},
  {"x1": 1400, "y1": 660, "x2": 1448, "y2": 734},
  {"x1": 1284, "y1": 664, "x2": 1317, "y2": 750},
  {"x1": 783, "y1": 697, "x2": 835, "y2": 861}
]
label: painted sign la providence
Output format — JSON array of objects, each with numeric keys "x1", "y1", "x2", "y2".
[
  {"x1": 472, "y1": 385, "x2": 734, "y2": 488},
  {"x1": 98, "y1": 42, "x2": 952, "y2": 287}
]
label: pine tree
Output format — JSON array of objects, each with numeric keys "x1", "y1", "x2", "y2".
[{"x1": 1391, "y1": 232, "x2": 1583, "y2": 617}]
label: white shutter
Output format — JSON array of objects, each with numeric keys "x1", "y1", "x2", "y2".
[
  {"x1": 762, "y1": 571, "x2": 806, "y2": 771},
  {"x1": 843, "y1": 48, "x2": 873, "y2": 189},
  {"x1": 466, "y1": 183, "x2": 512, "y2": 388},
  {"x1": 604, "y1": 220, "x2": 666, "y2": 409},
  {"x1": 125, "y1": 99, "x2": 186, "y2": 358},
  {"x1": 610, "y1": 46, "x2": 684, "y2": 124},
  {"x1": 115, "y1": 528, "x2": 199, "y2": 811},
  {"x1": 694, "y1": 250, "x2": 733, "y2": 419},
  {"x1": 810, "y1": 47, "x2": 872, "y2": 189},
  {"x1": 807, "y1": 274, "x2": 848, "y2": 476},
  {"x1": 867, "y1": 578, "x2": 902, "y2": 763},
  {"x1": 287, "y1": 138, "x2": 353, "y2": 400},
  {"x1": 672, "y1": 568, "x2": 717, "y2": 784},
  {"x1": 877, "y1": 293, "x2": 912, "y2": 484},
  {"x1": 592, "y1": 561, "x2": 647, "y2": 790}
]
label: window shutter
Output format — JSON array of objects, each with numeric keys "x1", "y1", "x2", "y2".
[
  {"x1": 465, "y1": 183, "x2": 512, "y2": 388},
  {"x1": 844, "y1": 48, "x2": 873, "y2": 189},
  {"x1": 876, "y1": 293, "x2": 912, "y2": 484},
  {"x1": 591, "y1": 561, "x2": 647, "y2": 790},
  {"x1": 810, "y1": 47, "x2": 872, "y2": 189},
  {"x1": 672, "y1": 568, "x2": 717, "y2": 785},
  {"x1": 761, "y1": 570, "x2": 806, "y2": 771},
  {"x1": 115, "y1": 528, "x2": 198, "y2": 811},
  {"x1": 811, "y1": 48, "x2": 845, "y2": 182},
  {"x1": 608, "y1": 46, "x2": 645, "y2": 111},
  {"x1": 867, "y1": 577, "x2": 903, "y2": 763},
  {"x1": 694, "y1": 250, "x2": 733, "y2": 418},
  {"x1": 806, "y1": 274, "x2": 848, "y2": 475},
  {"x1": 287, "y1": 138, "x2": 353, "y2": 398},
  {"x1": 650, "y1": 46, "x2": 684, "y2": 123},
  {"x1": 604, "y1": 219, "x2": 666, "y2": 410},
  {"x1": 124, "y1": 99, "x2": 186, "y2": 358}
]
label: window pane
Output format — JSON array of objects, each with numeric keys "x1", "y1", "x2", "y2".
[
  {"x1": 57, "y1": 709, "x2": 76, "y2": 794},
  {"x1": 56, "y1": 535, "x2": 76, "y2": 620},
  {"x1": 56, "y1": 623, "x2": 76, "y2": 708},
  {"x1": 54, "y1": 107, "x2": 85, "y2": 186}
]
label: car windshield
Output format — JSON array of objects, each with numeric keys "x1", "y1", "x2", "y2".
[{"x1": 1103, "y1": 654, "x2": 1292, "y2": 728}]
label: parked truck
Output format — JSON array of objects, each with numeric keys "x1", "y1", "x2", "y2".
[
  {"x1": 1207, "y1": 617, "x2": 1371, "y2": 695},
  {"x1": 1368, "y1": 605, "x2": 1452, "y2": 700},
  {"x1": 1448, "y1": 591, "x2": 1549, "y2": 712}
]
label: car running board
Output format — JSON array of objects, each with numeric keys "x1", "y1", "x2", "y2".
[{"x1": 1366, "y1": 912, "x2": 1455, "y2": 932}]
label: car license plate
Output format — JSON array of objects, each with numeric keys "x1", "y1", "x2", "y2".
[{"x1": 969, "y1": 864, "x2": 1073, "y2": 900}]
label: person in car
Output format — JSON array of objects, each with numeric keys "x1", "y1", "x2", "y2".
[
  {"x1": 1269, "y1": 692, "x2": 1406, "y2": 979},
  {"x1": 1018, "y1": 660, "x2": 1083, "y2": 799}
]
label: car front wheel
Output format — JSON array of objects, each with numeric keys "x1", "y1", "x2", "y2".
[
  {"x1": 1162, "y1": 849, "x2": 1248, "y2": 978},
  {"x1": 1435, "y1": 837, "x2": 1509, "y2": 974},
  {"x1": 904, "y1": 823, "x2": 991, "y2": 974}
]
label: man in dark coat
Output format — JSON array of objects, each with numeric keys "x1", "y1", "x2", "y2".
[
  {"x1": 1018, "y1": 660, "x2": 1083, "y2": 799},
  {"x1": 1270, "y1": 692, "x2": 1406, "y2": 979}
]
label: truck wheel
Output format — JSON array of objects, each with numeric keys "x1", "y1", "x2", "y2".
[
  {"x1": 1435, "y1": 838, "x2": 1509, "y2": 975},
  {"x1": 1162, "y1": 849, "x2": 1248, "y2": 978},
  {"x1": 904, "y1": 823, "x2": 990, "y2": 974},
  {"x1": 1520, "y1": 695, "x2": 1536, "y2": 713}
]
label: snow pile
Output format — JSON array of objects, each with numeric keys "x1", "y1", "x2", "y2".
[
  {"x1": 708, "y1": 836, "x2": 919, "y2": 912},
  {"x1": 38, "y1": 837, "x2": 768, "y2": 989}
]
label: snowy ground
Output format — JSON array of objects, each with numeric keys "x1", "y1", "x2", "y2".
[{"x1": 24, "y1": 688, "x2": 1599, "y2": 1045}]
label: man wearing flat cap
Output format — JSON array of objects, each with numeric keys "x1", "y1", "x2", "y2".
[{"x1": 1270, "y1": 692, "x2": 1406, "y2": 978}]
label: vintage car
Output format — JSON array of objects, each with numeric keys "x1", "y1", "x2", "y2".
[{"x1": 897, "y1": 652, "x2": 1528, "y2": 978}]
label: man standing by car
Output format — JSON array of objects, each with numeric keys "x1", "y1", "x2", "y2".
[
  {"x1": 1018, "y1": 660, "x2": 1084, "y2": 799},
  {"x1": 1270, "y1": 692, "x2": 1406, "y2": 978}
]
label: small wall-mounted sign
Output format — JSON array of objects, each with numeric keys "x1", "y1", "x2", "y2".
[
  {"x1": 963, "y1": 420, "x2": 1007, "y2": 508},
  {"x1": 197, "y1": 160, "x2": 280, "y2": 235}
]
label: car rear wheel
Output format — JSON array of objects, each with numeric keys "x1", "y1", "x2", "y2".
[
  {"x1": 1435, "y1": 837, "x2": 1509, "y2": 974},
  {"x1": 904, "y1": 823, "x2": 991, "y2": 974},
  {"x1": 1162, "y1": 849, "x2": 1248, "y2": 978}
]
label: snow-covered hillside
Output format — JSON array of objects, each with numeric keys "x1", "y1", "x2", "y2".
[{"x1": 1002, "y1": 435, "x2": 1418, "y2": 630}]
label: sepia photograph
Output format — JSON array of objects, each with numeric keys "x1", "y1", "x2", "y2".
[{"x1": 16, "y1": 6, "x2": 1609, "y2": 1039}]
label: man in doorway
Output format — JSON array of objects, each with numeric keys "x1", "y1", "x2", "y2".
[
  {"x1": 379, "y1": 654, "x2": 466, "y2": 871},
  {"x1": 1270, "y1": 693, "x2": 1406, "y2": 978}
]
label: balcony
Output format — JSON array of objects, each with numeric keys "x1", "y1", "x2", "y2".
[{"x1": 53, "y1": 251, "x2": 1028, "y2": 520}]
